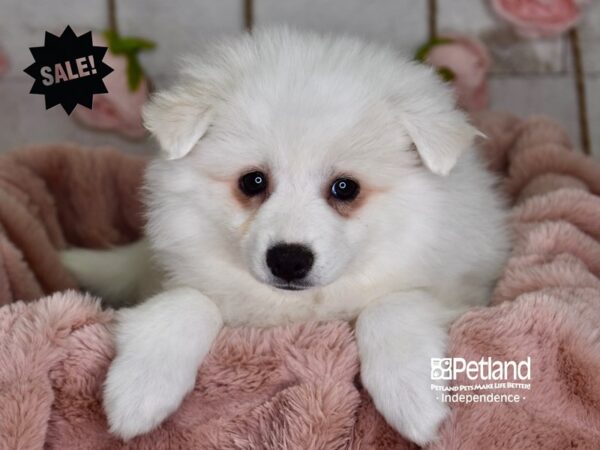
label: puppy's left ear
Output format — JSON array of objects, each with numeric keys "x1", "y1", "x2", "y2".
[
  {"x1": 403, "y1": 109, "x2": 482, "y2": 176},
  {"x1": 143, "y1": 87, "x2": 213, "y2": 160}
]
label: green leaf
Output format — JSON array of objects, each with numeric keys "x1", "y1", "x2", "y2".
[
  {"x1": 126, "y1": 54, "x2": 144, "y2": 91},
  {"x1": 103, "y1": 29, "x2": 155, "y2": 91},
  {"x1": 414, "y1": 37, "x2": 453, "y2": 62},
  {"x1": 437, "y1": 66, "x2": 455, "y2": 82},
  {"x1": 103, "y1": 30, "x2": 156, "y2": 55},
  {"x1": 117, "y1": 36, "x2": 156, "y2": 54},
  {"x1": 103, "y1": 30, "x2": 123, "y2": 53}
]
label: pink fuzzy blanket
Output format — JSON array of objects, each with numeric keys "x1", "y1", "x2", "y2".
[{"x1": 1, "y1": 113, "x2": 600, "y2": 449}]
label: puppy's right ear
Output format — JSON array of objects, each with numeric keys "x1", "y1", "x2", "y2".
[
  {"x1": 143, "y1": 87, "x2": 213, "y2": 160},
  {"x1": 402, "y1": 109, "x2": 481, "y2": 176}
]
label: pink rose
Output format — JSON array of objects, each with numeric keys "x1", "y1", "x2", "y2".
[
  {"x1": 73, "y1": 35, "x2": 148, "y2": 139},
  {"x1": 491, "y1": 0, "x2": 586, "y2": 38},
  {"x1": 425, "y1": 36, "x2": 491, "y2": 112},
  {"x1": 0, "y1": 47, "x2": 8, "y2": 75}
]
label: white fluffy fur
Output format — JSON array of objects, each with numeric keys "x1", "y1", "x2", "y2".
[
  {"x1": 103, "y1": 288, "x2": 222, "y2": 440},
  {"x1": 61, "y1": 28, "x2": 509, "y2": 444}
]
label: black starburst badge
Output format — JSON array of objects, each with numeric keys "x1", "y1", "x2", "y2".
[{"x1": 24, "y1": 26, "x2": 113, "y2": 114}]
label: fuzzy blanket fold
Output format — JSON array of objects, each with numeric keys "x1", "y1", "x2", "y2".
[
  {"x1": 0, "y1": 144, "x2": 146, "y2": 306},
  {"x1": 1, "y1": 113, "x2": 600, "y2": 449}
]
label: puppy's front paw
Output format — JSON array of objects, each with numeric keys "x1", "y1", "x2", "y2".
[
  {"x1": 103, "y1": 288, "x2": 223, "y2": 440},
  {"x1": 103, "y1": 355, "x2": 195, "y2": 440},
  {"x1": 391, "y1": 383, "x2": 449, "y2": 445},
  {"x1": 362, "y1": 364, "x2": 449, "y2": 446}
]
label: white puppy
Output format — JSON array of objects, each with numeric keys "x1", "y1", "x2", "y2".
[{"x1": 62, "y1": 28, "x2": 509, "y2": 445}]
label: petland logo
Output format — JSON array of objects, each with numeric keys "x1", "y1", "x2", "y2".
[
  {"x1": 430, "y1": 357, "x2": 532, "y2": 404},
  {"x1": 431, "y1": 357, "x2": 531, "y2": 381}
]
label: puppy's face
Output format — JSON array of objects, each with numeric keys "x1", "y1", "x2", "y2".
[
  {"x1": 143, "y1": 30, "x2": 479, "y2": 294},
  {"x1": 193, "y1": 93, "x2": 420, "y2": 291}
]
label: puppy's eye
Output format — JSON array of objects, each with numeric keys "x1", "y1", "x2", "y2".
[
  {"x1": 239, "y1": 171, "x2": 268, "y2": 197},
  {"x1": 330, "y1": 178, "x2": 360, "y2": 201}
]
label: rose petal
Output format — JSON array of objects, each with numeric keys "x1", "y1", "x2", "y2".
[
  {"x1": 491, "y1": 0, "x2": 583, "y2": 38},
  {"x1": 0, "y1": 47, "x2": 9, "y2": 75},
  {"x1": 425, "y1": 35, "x2": 491, "y2": 112},
  {"x1": 72, "y1": 34, "x2": 148, "y2": 139}
]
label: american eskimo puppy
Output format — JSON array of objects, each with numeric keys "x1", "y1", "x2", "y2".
[{"x1": 61, "y1": 28, "x2": 509, "y2": 444}]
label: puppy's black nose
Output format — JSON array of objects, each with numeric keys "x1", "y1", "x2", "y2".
[{"x1": 266, "y1": 243, "x2": 314, "y2": 282}]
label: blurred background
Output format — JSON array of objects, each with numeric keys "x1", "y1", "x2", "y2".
[{"x1": 0, "y1": 0, "x2": 598, "y2": 158}]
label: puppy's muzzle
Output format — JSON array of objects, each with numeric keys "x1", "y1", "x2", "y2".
[{"x1": 266, "y1": 243, "x2": 314, "y2": 285}]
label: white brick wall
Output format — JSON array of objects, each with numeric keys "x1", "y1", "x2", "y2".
[
  {"x1": 0, "y1": 0, "x2": 598, "y2": 157},
  {"x1": 255, "y1": 0, "x2": 428, "y2": 50}
]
